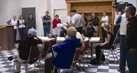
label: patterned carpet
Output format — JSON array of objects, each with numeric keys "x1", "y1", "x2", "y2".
[{"x1": 0, "y1": 44, "x2": 129, "y2": 73}]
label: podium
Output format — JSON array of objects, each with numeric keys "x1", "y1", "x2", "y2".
[{"x1": 0, "y1": 25, "x2": 14, "y2": 51}]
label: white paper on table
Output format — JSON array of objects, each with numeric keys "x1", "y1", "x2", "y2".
[
  {"x1": 57, "y1": 37, "x2": 65, "y2": 42},
  {"x1": 38, "y1": 37, "x2": 54, "y2": 41},
  {"x1": 84, "y1": 37, "x2": 89, "y2": 42},
  {"x1": 90, "y1": 37, "x2": 100, "y2": 42}
]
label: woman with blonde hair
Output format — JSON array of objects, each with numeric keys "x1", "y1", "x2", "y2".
[
  {"x1": 90, "y1": 24, "x2": 114, "y2": 64},
  {"x1": 45, "y1": 27, "x2": 82, "y2": 73}
]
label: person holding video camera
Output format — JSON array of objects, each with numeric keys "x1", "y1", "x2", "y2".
[
  {"x1": 116, "y1": 3, "x2": 133, "y2": 73},
  {"x1": 114, "y1": 10, "x2": 122, "y2": 38}
]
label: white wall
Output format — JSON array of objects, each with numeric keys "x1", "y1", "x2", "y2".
[
  {"x1": 50, "y1": 0, "x2": 67, "y2": 20},
  {"x1": 21, "y1": 0, "x2": 47, "y2": 36},
  {"x1": 10, "y1": 0, "x2": 22, "y2": 20},
  {"x1": 117, "y1": 0, "x2": 137, "y2": 7},
  {"x1": 21, "y1": 0, "x2": 37, "y2": 8},
  {"x1": 36, "y1": 0, "x2": 47, "y2": 36},
  {"x1": 0, "y1": 0, "x2": 10, "y2": 25},
  {"x1": 48, "y1": 0, "x2": 67, "y2": 33},
  {"x1": 0, "y1": 0, "x2": 21, "y2": 25}
]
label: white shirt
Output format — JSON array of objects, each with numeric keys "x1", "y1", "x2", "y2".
[
  {"x1": 71, "y1": 13, "x2": 84, "y2": 28},
  {"x1": 101, "y1": 15, "x2": 109, "y2": 27},
  {"x1": 114, "y1": 14, "x2": 119, "y2": 25},
  {"x1": 120, "y1": 13, "x2": 128, "y2": 35},
  {"x1": 11, "y1": 19, "x2": 18, "y2": 29},
  {"x1": 66, "y1": 16, "x2": 72, "y2": 25},
  {"x1": 18, "y1": 19, "x2": 25, "y2": 28}
]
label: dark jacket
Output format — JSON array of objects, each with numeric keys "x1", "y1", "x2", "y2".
[
  {"x1": 60, "y1": 29, "x2": 67, "y2": 37},
  {"x1": 26, "y1": 18, "x2": 36, "y2": 28},
  {"x1": 89, "y1": 16, "x2": 99, "y2": 26},
  {"x1": 52, "y1": 36, "x2": 82, "y2": 69},
  {"x1": 126, "y1": 17, "x2": 137, "y2": 51},
  {"x1": 18, "y1": 38, "x2": 42, "y2": 60},
  {"x1": 83, "y1": 27, "x2": 95, "y2": 37},
  {"x1": 83, "y1": 17, "x2": 88, "y2": 26}
]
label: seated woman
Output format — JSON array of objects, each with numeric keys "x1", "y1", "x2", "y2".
[
  {"x1": 90, "y1": 24, "x2": 114, "y2": 64},
  {"x1": 57, "y1": 23, "x2": 67, "y2": 37},
  {"x1": 83, "y1": 22, "x2": 95, "y2": 37},
  {"x1": 45, "y1": 27, "x2": 82, "y2": 73}
]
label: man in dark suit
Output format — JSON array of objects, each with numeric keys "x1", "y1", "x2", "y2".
[{"x1": 89, "y1": 12, "x2": 99, "y2": 36}]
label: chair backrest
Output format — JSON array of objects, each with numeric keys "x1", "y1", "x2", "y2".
[
  {"x1": 42, "y1": 41, "x2": 52, "y2": 57},
  {"x1": 80, "y1": 40, "x2": 89, "y2": 55},
  {"x1": 70, "y1": 48, "x2": 81, "y2": 68},
  {"x1": 111, "y1": 29, "x2": 120, "y2": 50},
  {"x1": 27, "y1": 46, "x2": 40, "y2": 64},
  {"x1": 84, "y1": 40, "x2": 89, "y2": 51},
  {"x1": 93, "y1": 32, "x2": 97, "y2": 37},
  {"x1": 49, "y1": 39, "x2": 56, "y2": 52}
]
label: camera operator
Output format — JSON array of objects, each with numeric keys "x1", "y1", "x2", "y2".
[
  {"x1": 114, "y1": 10, "x2": 122, "y2": 38},
  {"x1": 116, "y1": 3, "x2": 133, "y2": 73}
]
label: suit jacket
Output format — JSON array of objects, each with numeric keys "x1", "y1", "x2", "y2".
[
  {"x1": 26, "y1": 18, "x2": 36, "y2": 28},
  {"x1": 89, "y1": 16, "x2": 99, "y2": 26}
]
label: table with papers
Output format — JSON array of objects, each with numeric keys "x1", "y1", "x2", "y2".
[
  {"x1": 84, "y1": 37, "x2": 100, "y2": 43},
  {"x1": 38, "y1": 37, "x2": 100, "y2": 43}
]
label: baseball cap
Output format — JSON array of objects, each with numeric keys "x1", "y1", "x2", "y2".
[
  {"x1": 57, "y1": 23, "x2": 64, "y2": 28},
  {"x1": 28, "y1": 28, "x2": 37, "y2": 36}
]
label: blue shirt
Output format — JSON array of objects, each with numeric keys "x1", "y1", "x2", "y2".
[
  {"x1": 43, "y1": 15, "x2": 51, "y2": 25},
  {"x1": 116, "y1": 15, "x2": 122, "y2": 25},
  {"x1": 52, "y1": 36, "x2": 82, "y2": 69}
]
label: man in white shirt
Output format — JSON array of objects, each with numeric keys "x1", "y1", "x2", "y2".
[
  {"x1": 70, "y1": 9, "x2": 84, "y2": 34},
  {"x1": 65, "y1": 12, "x2": 73, "y2": 28},
  {"x1": 101, "y1": 11, "x2": 109, "y2": 42}
]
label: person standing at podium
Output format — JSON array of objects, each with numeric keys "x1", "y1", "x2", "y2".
[{"x1": 7, "y1": 15, "x2": 18, "y2": 42}]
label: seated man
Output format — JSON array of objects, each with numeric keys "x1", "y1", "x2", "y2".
[
  {"x1": 7, "y1": 28, "x2": 45, "y2": 73},
  {"x1": 45, "y1": 27, "x2": 82, "y2": 73},
  {"x1": 57, "y1": 23, "x2": 67, "y2": 37},
  {"x1": 83, "y1": 22, "x2": 95, "y2": 37}
]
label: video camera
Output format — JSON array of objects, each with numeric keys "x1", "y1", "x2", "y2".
[{"x1": 113, "y1": 1, "x2": 128, "y2": 12}]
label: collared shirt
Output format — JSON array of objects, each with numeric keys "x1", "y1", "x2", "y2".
[
  {"x1": 101, "y1": 15, "x2": 109, "y2": 27},
  {"x1": 71, "y1": 13, "x2": 84, "y2": 28},
  {"x1": 43, "y1": 15, "x2": 51, "y2": 25},
  {"x1": 66, "y1": 16, "x2": 72, "y2": 25}
]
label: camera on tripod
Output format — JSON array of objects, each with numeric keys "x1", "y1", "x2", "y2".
[{"x1": 113, "y1": 1, "x2": 128, "y2": 12}]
